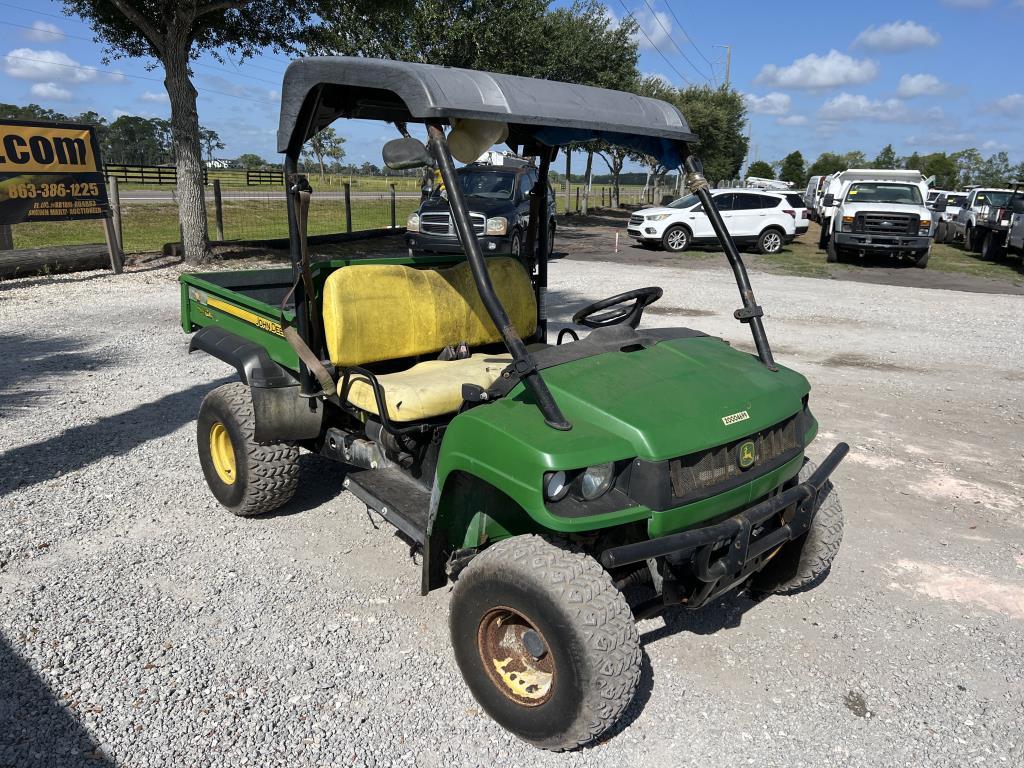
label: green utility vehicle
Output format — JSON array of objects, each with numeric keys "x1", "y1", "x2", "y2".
[{"x1": 180, "y1": 58, "x2": 848, "y2": 751}]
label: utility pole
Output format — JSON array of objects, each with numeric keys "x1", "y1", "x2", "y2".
[{"x1": 713, "y1": 44, "x2": 731, "y2": 86}]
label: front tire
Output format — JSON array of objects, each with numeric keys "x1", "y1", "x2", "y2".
[
  {"x1": 757, "y1": 228, "x2": 784, "y2": 254},
  {"x1": 661, "y1": 224, "x2": 689, "y2": 252},
  {"x1": 980, "y1": 230, "x2": 1004, "y2": 261},
  {"x1": 449, "y1": 535, "x2": 641, "y2": 751},
  {"x1": 934, "y1": 221, "x2": 947, "y2": 244},
  {"x1": 197, "y1": 383, "x2": 299, "y2": 516},
  {"x1": 510, "y1": 230, "x2": 524, "y2": 259},
  {"x1": 826, "y1": 238, "x2": 840, "y2": 263},
  {"x1": 751, "y1": 459, "x2": 844, "y2": 595},
  {"x1": 914, "y1": 249, "x2": 930, "y2": 269},
  {"x1": 965, "y1": 225, "x2": 982, "y2": 253}
]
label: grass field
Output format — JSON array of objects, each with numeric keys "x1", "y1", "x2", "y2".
[
  {"x1": 11, "y1": 197, "x2": 421, "y2": 253},
  {"x1": 759, "y1": 223, "x2": 1024, "y2": 285}
]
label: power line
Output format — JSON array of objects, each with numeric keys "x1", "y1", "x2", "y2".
[
  {"x1": 0, "y1": 20, "x2": 284, "y2": 86},
  {"x1": 616, "y1": 0, "x2": 691, "y2": 87},
  {"x1": 3, "y1": 53, "x2": 280, "y2": 105},
  {"x1": 639, "y1": 0, "x2": 711, "y2": 83},
  {"x1": 658, "y1": 0, "x2": 716, "y2": 81}
]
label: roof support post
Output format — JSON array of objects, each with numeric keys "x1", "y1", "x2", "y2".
[
  {"x1": 284, "y1": 151, "x2": 314, "y2": 395},
  {"x1": 683, "y1": 155, "x2": 777, "y2": 372},
  {"x1": 426, "y1": 123, "x2": 571, "y2": 431}
]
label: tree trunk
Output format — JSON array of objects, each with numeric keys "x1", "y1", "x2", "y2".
[
  {"x1": 164, "y1": 46, "x2": 210, "y2": 264},
  {"x1": 581, "y1": 151, "x2": 594, "y2": 216}
]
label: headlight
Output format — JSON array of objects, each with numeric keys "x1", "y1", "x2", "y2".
[
  {"x1": 543, "y1": 471, "x2": 568, "y2": 501},
  {"x1": 647, "y1": 213, "x2": 671, "y2": 221},
  {"x1": 919, "y1": 219, "x2": 930, "y2": 234},
  {"x1": 406, "y1": 213, "x2": 420, "y2": 232},
  {"x1": 839, "y1": 215, "x2": 854, "y2": 232},
  {"x1": 578, "y1": 463, "x2": 615, "y2": 501},
  {"x1": 485, "y1": 217, "x2": 508, "y2": 235}
]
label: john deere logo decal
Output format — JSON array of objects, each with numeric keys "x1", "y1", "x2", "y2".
[{"x1": 738, "y1": 441, "x2": 757, "y2": 470}]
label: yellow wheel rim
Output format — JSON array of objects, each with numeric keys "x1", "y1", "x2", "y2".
[{"x1": 209, "y1": 422, "x2": 237, "y2": 485}]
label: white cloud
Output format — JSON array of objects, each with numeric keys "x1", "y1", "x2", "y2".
[
  {"x1": 819, "y1": 93, "x2": 941, "y2": 123},
  {"x1": 29, "y1": 81, "x2": 72, "y2": 101},
  {"x1": 905, "y1": 130, "x2": 977, "y2": 148},
  {"x1": 986, "y1": 93, "x2": 1024, "y2": 116},
  {"x1": 982, "y1": 139, "x2": 1009, "y2": 151},
  {"x1": 25, "y1": 21, "x2": 64, "y2": 43},
  {"x1": 853, "y1": 21, "x2": 939, "y2": 52},
  {"x1": 107, "y1": 70, "x2": 126, "y2": 83},
  {"x1": 632, "y1": 8, "x2": 672, "y2": 51},
  {"x1": 4, "y1": 48, "x2": 97, "y2": 83},
  {"x1": 897, "y1": 74, "x2": 947, "y2": 98},
  {"x1": 755, "y1": 50, "x2": 877, "y2": 90},
  {"x1": 776, "y1": 115, "x2": 808, "y2": 126},
  {"x1": 140, "y1": 90, "x2": 169, "y2": 103},
  {"x1": 744, "y1": 92, "x2": 791, "y2": 115}
]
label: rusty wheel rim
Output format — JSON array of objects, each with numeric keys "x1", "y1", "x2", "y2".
[{"x1": 477, "y1": 606, "x2": 555, "y2": 707}]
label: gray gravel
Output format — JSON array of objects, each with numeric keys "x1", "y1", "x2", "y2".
[{"x1": 1, "y1": 251, "x2": 1022, "y2": 767}]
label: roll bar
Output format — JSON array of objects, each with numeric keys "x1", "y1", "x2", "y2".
[{"x1": 426, "y1": 123, "x2": 572, "y2": 431}]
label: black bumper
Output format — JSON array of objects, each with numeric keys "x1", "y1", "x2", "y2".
[
  {"x1": 834, "y1": 232, "x2": 930, "y2": 254},
  {"x1": 406, "y1": 233, "x2": 513, "y2": 254},
  {"x1": 601, "y1": 442, "x2": 848, "y2": 601}
]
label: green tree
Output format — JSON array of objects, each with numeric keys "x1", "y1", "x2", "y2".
[
  {"x1": 746, "y1": 160, "x2": 775, "y2": 179},
  {"x1": 778, "y1": 151, "x2": 805, "y2": 187},
  {"x1": 0, "y1": 103, "x2": 69, "y2": 121},
  {"x1": 304, "y1": 126, "x2": 346, "y2": 181},
  {"x1": 237, "y1": 153, "x2": 268, "y2": 169},
  {"x1": 950, "y1": 148, "x2": 983, "y2": 188},
  {"x1": 105, "y1": 115, "x2": 167, "y2": 165},
  {"x1": 976, "y1": 151, "x2": 1012, "y2": 187},
  {"x1": 806, "y1": 152, "x2": 848, "y2": 178},
  {"x1": 673, "y1": 85, "x2": 748, "y2": 185},
  {"x1": 841, "y1": 151, "x2": 868, "y2": 168},
  {"x1": 308, "y1": 0, "x2": 547, "y2": 72},
  {"x1": 61, "y1": 0, "x2": 378, "y2": 263},
  {"x1": 200, "y1": 128, "x2": 225, "y2": 163},
  {"x1": 872, "y1": 143, "x2": 898, "y2": 169}
]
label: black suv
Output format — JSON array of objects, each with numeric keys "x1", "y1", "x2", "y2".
[{"x1": 406, "y1": 163, "x2": 556, "y2": 257}]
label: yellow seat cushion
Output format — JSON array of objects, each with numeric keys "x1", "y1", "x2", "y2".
[
  {"x1": 321, "y1": 257, "x2": 536, "y2": 368},
  {"x1": 345, "y1": 353, "x2": 512, "y2": 421}
]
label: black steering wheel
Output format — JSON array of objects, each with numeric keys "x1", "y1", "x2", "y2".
[{"x1": 572, "y1": 287, "x2": 664, "y2": 329}]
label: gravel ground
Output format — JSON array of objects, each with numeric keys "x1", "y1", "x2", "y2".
[{"x1": 1, "y1": 239, "x2": 1022, "y2": 767}]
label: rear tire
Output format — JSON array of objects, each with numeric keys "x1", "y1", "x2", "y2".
[
  {"x1": 980, "y1": 230, "x2": 1004, "y2": 261},
  {"x1": 197, "y1": 383, "x2": 299, "y2": 516},
  {"x1": 449, "y1": 535, "x2": 641, "y2": 751},
  {"x1": 757, "y1": 228, "x2": 784, "y2": 254},
  {"x1": 965, "y1": 225, "x2": 981, "y2": 253},
  {"x1": 751, "y1": 459, "x2": 844, "y2": 595},
  {"x1": 661, "y1": 224, "x2": 689, "y2": 252}
]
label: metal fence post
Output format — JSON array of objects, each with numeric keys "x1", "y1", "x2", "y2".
[
  {"x1": 107, "y1": 175, "x2": 124, "y2": 253},
  {"x1": 575, "y1": 186, "x2": 580, "y2": 213},
  {"x1": 213, "y1": 179, "x2": 225, "y2": 241},
  {"x1": 343, "y1": 182, "x2": 352, "y2": 233},
  {"x1": 389, "y1": 183, "x2": 396, "y2": 228}
]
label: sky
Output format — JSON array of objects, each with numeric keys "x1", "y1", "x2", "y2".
[{"x1": 1, "y1": 0, "x2": 1022, "y2": 173}]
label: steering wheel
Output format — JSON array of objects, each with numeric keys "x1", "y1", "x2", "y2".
[{"x1": 572, "y1": 287, "x2": 664, "y2": 329}]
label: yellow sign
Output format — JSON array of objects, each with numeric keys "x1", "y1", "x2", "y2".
[
  {"x1": 0, "y1": 123, "x2": 97, "y2": 173},
  {"x1": 0, "y1": 119, "x2": 108, "y2": 224}
]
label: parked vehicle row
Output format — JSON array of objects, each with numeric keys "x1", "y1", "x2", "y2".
[
  {"x1": 943, "y1": 182, "x2": 1024, "y2": 261},
  {"x1": 626, "y1": 188, "x2": 802, "y2": 253}
]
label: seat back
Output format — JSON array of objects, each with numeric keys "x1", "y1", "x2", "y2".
[{"x1": 321, "y1": 257, "x2": 537, "y2": 367}]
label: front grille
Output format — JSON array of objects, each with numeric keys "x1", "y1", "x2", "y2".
[
  {"x1": 629, "y1": 214, "x2": 644, "y2": 226},
  {"x1": 853, "y1": 212, "x2": 918, "y2": 235},
  {"x1": 418, "y1": 212, "x2": 487, "y2": 237},
  {"x1": 668, "y1": 416, "x2": 801, "y2": 500}
]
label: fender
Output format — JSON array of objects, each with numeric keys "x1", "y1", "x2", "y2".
[{"x1": 190, "y1": 326, "x2": 323, "y2": 442}]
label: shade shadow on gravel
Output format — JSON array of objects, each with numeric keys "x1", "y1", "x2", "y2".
[
  {"x1": 0, "y1": 635, "x2": 114, "y2": 767},
  {"x1": 0, "y1": 380, "x2": 226, "y2": 497}
]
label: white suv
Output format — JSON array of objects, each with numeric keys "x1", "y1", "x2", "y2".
[{"x1": 627, "y1": 190, "x2": 797, "y2": 254}]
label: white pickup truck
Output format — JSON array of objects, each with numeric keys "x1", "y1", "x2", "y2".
[
  {"x1": 818, "y1": 169, "x2": 936, "y2": 268},
  {"x1": 946, "y1": 187, "x2": 1018, "y2": 252},
  {"x1": 998, "y1": 184, "x2": 1024, "y2": 262}
]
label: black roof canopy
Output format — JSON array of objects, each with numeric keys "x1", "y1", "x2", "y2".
[{"x1": 277, "y1": 57, "x2": 697, "y2": 165}]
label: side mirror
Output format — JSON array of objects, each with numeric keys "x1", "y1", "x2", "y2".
[
  {"x1": 931, "y1": 197, "x2": 947, "y2": 212},
  {"x1": 382, "y1": 137, "x2": 432, "y2": 170},
  {"x1": 822, "y1": 194, "x2": 835, "y2": 207}
]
